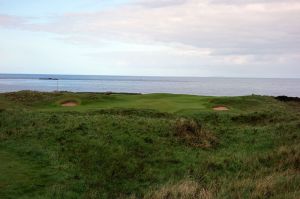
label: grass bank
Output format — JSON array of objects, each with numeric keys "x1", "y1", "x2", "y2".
[{"x1": 0, "y1": 91, "x2": 299, "y2": 198}]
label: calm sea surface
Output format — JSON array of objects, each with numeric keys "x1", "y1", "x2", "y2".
[{"x1": 0, "y1": 74, "x2": 299, "y2": 97}]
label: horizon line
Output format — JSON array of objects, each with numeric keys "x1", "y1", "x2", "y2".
[{"x1": 0, "y1": 73, "x2": 300, "y2": 79}]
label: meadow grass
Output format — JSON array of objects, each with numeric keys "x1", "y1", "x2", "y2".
[{"x1": 0, "y1": 91, "x2": 299, "y2": 198}]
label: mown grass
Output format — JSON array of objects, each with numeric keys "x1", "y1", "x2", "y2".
[{"x1": 0, "y1": 91, "x2": 299, "y2": 199}]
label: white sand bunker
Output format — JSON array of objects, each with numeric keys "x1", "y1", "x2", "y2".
[
  {"x1": 61, "y1": 101, "x2": 79, "y2": 107},
  {"x1": 213, "y1": 106, "x2": 229, "y2": 111}
]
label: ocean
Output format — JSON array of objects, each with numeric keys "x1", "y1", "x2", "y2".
[{"x1": 0, "y1": 74, "x2": 299, "y2": 97}]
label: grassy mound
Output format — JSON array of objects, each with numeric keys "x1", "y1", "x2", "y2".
[{"x1": 174, "y1": 118, "x2": 218, "y2": 148}]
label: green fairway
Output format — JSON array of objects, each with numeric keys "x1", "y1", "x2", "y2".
[
  {"x1": 0, "y1": 91, "x2": 299, "y2": 198},
  {"x1": 0, "y1": 91, "x2": 282, "y2": 113}
]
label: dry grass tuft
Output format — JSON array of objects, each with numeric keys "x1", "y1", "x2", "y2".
[
  {"x1": 229, "y1": 170, "x2": 300, "y2": 199},
  {"x1": 258, "y1": 145, "x2": 300, "y2": 171},
  {"x1": 143, "y1": 180, "x2": 214, "y2": 199},
  {"x1": 251, "y1": 170, "x2": 299, "y2": 198},
  {"x1": 174, "y1": 118, "x2": 218, "y2": 149},
  {"x1": 276, "y1": 145, "x2": 300, "y2": 170}
]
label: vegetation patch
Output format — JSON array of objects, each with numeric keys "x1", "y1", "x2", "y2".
[
  {"x1": 230, "y1": 111, "x2": 297, "y2": 126},
  {"x1": 92, "y1": 108, "x2": 174, "y2": 118},
  {"x1": 275, "y1": 95, "x2": 300, "y2": 102},
  {"x1": 4, "y1": 90, "x2": 62, "y2": 106},
  {"x1": 174, "y1": 118, "x2": 218, "y2": 149},
  {"x1": 140, "y1": 180, "x2": 213, "y2": 199},
  {"x1": 0, "y1": 92, "x2": 299, "y2": 198}
]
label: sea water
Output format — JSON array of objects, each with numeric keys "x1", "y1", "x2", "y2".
[{"x1": 0, "y1": 74, "x2": 299, "y2": 97}]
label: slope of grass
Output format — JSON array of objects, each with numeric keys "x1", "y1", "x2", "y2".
[{"x1": 0, "y1": 91, "x2": 299, "y2": 198}]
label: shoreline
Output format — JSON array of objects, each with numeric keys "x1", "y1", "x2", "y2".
[{"x1": 1, "y1": 90, "x2": 300, "y2": 99}]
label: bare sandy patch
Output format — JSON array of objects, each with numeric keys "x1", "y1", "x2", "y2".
[
  {"x1": 213, "y1": 106, "x2": 229, "y2": 111},
  {"x1": 61, "y1": 101, "x2": 79, "y2": 107}
]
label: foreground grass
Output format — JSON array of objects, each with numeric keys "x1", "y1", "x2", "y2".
[{"x1": 0, "y1": 91, "x2": 299, "y2": 198}]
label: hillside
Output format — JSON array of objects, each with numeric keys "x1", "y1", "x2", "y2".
[{"x1": 0, "y1": 91, "x2": 299, "y2": 198}]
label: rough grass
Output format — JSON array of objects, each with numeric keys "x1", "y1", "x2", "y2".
[
  {"x1": 140, "y1": 180, "x2": 214, "y2": 199},
  {"x1": 174, "y1": 118, "x2": 218, "y2": 149},
  {"x1": 0, "y1": 91, "x2": 299, "y2": 199}
]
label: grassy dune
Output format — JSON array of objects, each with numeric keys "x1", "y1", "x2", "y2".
[{"x1": 0, "y1": 91, "x2": 299, "y2": 198}]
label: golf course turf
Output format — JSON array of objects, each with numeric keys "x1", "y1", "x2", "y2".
[{"x1": 0, "y1": 91, "x2": 299, "y2": 198}]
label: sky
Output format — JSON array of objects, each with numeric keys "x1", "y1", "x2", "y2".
[{"x1": 0, "y1": 0, "x2": 299, "y2": 77}]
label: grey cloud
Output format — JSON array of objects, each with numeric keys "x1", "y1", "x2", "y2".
[
  {"x1": 1, "y1": 0, "x2": 299, "y2": 77},
  {"x1": 3, "y1": 1, "x2": 300, "y2": 57}
]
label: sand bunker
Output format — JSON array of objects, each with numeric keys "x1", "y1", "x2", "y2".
[
  {"x1": 213, "y1": 106, "x2": 229, "y2": 111},
  {"x1": 61, "y1": 101, "x2": 79, "y2": 107}
]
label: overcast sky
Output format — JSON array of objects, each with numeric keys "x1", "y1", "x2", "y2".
[{"x1": 0, "y1": 0, "x2": 299, "y2": 77}]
